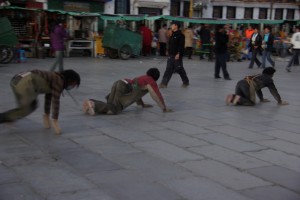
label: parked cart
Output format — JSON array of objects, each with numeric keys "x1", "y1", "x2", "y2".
[
  {"x1": 0, "y1": 17, "x2": 18, "y2": 64},
  {"x1": 102, "y1": 25, "x2": 142, "y2": 60}
]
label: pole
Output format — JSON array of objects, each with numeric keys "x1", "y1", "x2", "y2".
[{"x1": 189, "y1": 0, "x2": 193, "y2": 18}]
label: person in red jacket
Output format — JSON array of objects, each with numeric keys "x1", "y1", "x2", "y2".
[
  {"x1": 82, "y1": 68, "x2": 172, "y2": 115},
  {"x1": 139, "y1": 24, "x2": 152, "y2": 56}
]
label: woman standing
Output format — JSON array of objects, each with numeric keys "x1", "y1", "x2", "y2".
[{"x1": 50, "y1": 19, "x2": 68, "y2": 72}]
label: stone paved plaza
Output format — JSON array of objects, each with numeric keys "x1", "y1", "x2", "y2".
[{"x1": 0, "y1": 54, "x2": 300, "y2": 200}]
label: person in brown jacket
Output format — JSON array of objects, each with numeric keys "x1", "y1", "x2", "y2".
[
  {"x1": 184, "y1": 25, "x2": 194, "y2": 59},
  {"x1": 0, "y1": 69, "x2": 80, "y2": 134}
]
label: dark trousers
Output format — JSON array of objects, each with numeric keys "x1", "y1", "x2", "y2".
[
  {"x1": 249, "y1": 48, "x2": 261, "y2": 68},
  {"x1": 185, "y1": 47, "x2": 193, "y2": 59},
  {"x1": 161, "y1": 56, "x2": 189, "y2": 86},
  {"x1": 235, "y1": 80, "x2": 255, "y2": 106},
  {"x1": 214, "y1": 53, "x2": 230, "y2": 78},
  {"x1": 286, "y1": 49, "x2": 300, "y2": 69},
  {"x1": 159, "y1": 42, "x2": 166, "y2": 56}
]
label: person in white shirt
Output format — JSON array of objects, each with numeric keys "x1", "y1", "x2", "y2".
[{"x1": 286, "y1": 26, "x2": 300, "y2": 72}]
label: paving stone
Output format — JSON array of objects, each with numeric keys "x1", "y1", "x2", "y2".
[
  {"x1": 55, "y1": 148, "x2": 123, "y2": 174},
  {"x1": 47, "y1": 189, "x2": 116, "y2": 200},
  {"x1": 256, "y1": 139, "x2": 300, "y2": 157},
  {"x1": 194, "y1": 132, "x2": 266, "y2": 152},
  {"x1": 147, "y1": 130, "x2": 209, "y2": 147},
  {"x1": 133, "y1": 140, "x2": 203, "y2": 162},
  {"x1": 206, "y1": 125, "x2": 274, "y2": 141},
  {"x1": 98, "y1": 126, "x2": 155, "y2": 143},
  {"x1": 158, "y1": 120, "x2": 209, "y2": 135},
  {"x1": 0, "y1": 183, "x2": 43, "y2": 200},
  {"x1": 247, "y1": 165, "x2": 300, "y2": 193},
  {"x1": 86, "y1": 170, "x2": 183, "y2": 200},
  {"x1": 241, "y1": 186, "x2": 300, "y2": 200},
  {"x1": 0, "y1": 165, "x2": 19, "y2": 184},
  {"x1": 263, "y1": 129, "x2": 300, "y2": 145},
  {"x1": 180, "y1": 160, "x2": 271, "y2": 190},
  {"x1": 13, "y1": 160, "x2": 96, "y2": 196},
  {"x1": 72, "y1": 135, "x2": 141, "y2": 157},
  {"x1": 163, "y1": 177, "x2": 253, "y2": 200},
  {"x1": 189, "y1": 145, "x2": 271, "y2": 169},
  {"x1": 246, "y1": 149, "x2": 300, "y2": 173},
  {"x1": 109, "y1": 152, "x2": 194, "y2": 181}
]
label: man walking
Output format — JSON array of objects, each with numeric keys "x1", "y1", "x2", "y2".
[
  {"x1": 214, "y1": 25, "x2": 231, "y2": 80},
  {"x1": 248, "y1": 26, "x2": 262, "y2": 68},
  {"x1": 160, "y1": 21, "x2": 189, "y2": 88},
  {"x1": 261, "y1": 26, "x2": 275, "y2": 69},
  {"x1": 286, "y1": 26, "x2": 300, "y2": 72}
]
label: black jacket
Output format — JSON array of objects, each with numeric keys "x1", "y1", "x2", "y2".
[
  {"x1": 262, "y1": 33, "x2": 274, "y2": 52},
  {"x1": 199, "y1": 28, "x2": 211, "y2": 44},
  {"x1": 254, "y1": 74, "x2": 281, "y2": 103},
  {"x1": 168, "y1": 30, "x2": 185, "y2": 57},
  {"x1": 248, "y1": 33, "x2": 262, "y2": 52},
  {"x1": 214, "y1": 31, "x2": 228, "y2": 54}
]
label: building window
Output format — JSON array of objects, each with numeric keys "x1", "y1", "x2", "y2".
[
  {"x1": 274, "y1": 8, "x2": 283, "y2": 20},
  {"x1": 286, "y1": 9, "x2": 295, "y2": 19},
  {"x1": 244, "y1": 8, "x2": 253, "y2": 19},
  {"x1": 259, "y1": 8, "x2": 268, "y2": 19},
  {"x1": 115, "y1": 0, "x2": 129, "y2": 14},
  {"x1": 226, "y1": 6, "x2": 236, "y2": 19},
  {"x1": 170, "y1": 1, "x2": 180, "y2": 16},
  {"x1": 183, "y1": 1, "x2": 190, "y2": 17},
  {"x1": 213, "y1": 6, "x2": 222, "y2": 18}
]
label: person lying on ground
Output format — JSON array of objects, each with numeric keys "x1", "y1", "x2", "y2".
[
  {"x1": 226, "y1": 67, "x2": 288, "y2": 106},
  {"x1": 82, "y1": 68, "x2": 173, "y2": 115}
]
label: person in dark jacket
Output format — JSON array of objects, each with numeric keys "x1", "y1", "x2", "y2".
[
  {"x1": 50, "y1": 19, "x2": 68, "y2": 71},
  {"x1": 226, "y1": 67, "x2": 288, "y2": 106},
  {"x1": 214, "y1": 25, "x2": 231, "y2": 80},
  {"x1": 159, "y1": 21, "x2": 189, "y2": 88},
  {"x1": 261, "y1": 26, "x2": 275, "y2": 69},
  {"x1": 248, "y1": 26, "x2": 262, "y2": 68},
  {"x1": 199, "y1": 24, "x2": 211, "y2": 60},
  {"x1": 0, "y1": 69, "x2": 80, "y2": 134}
]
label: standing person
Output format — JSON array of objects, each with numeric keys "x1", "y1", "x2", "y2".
[
  {"x1": 50, "y1": 19, "x2": 68, "y2": 72},
  {"x1": 248, "y1": 26, "x2": 262, "y2": 68},
  {"x1": 226, "y1": 67, "x2": 288, "y2": 106},
  {"x1": 139, "y1": 24, "x2": 152, "y2": 56},
  {"x1": 159, "y1": 21, "x2": 189, "y2": 88},
  {"x1": 286, "y1": 26, "x2": 300, "y2": 72},
  {"x1": 158, "y1": 24, "x2": 168, "y2": 56},
  {"x1": 214, "y1": 24, "x2": 231, "y2": 80},
  {"x1": 199, "y1": 24, "x2": 211, "y2": 60},
  {"x1": 0, "y1": 69, "x2": 81, "y2": 134},
  {"x1": 261, "y1": 26, "x2": 275, "y2": 69},
  {"x1": 184, "y1": 25, "x2": 194, "y2": 59},
  {"x1": 244, "y1": 24, "x2": 254, "y2": 60},
  {"x1": 82, "y1": 68, "x2": 172, "y2": 115}
]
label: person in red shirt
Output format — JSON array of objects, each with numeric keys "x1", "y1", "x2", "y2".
[
  {"x1": 140, "y1": 24, "x2": 153, "y2": 56},
  {"x1": 82, "y1": 68, "x2": 172, "y2": 115}
]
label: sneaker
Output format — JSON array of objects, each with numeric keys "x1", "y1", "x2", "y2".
[
  {"x1": 214, "y1": 76, "x2": 222, "y2": 79},
  {"x1": 225, "y1": 94, "x2": 234, "y2": 105},
  {"x1": 159, "y1": 83, "x2": 167, "y2": 88},
  {"x1": 82, "y1": 100, "x2": 95, "y2": 115},
  {"x1": 232, "y1": 95, "x2": 240, "y2": 105},
  {"x1": 224, "y1": 77, "x2": 232, "y2": 80}
]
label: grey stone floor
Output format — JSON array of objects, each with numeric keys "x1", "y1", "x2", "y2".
[{"x1": 0, "y1": 54, "x2": 300, "y2": 200}]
